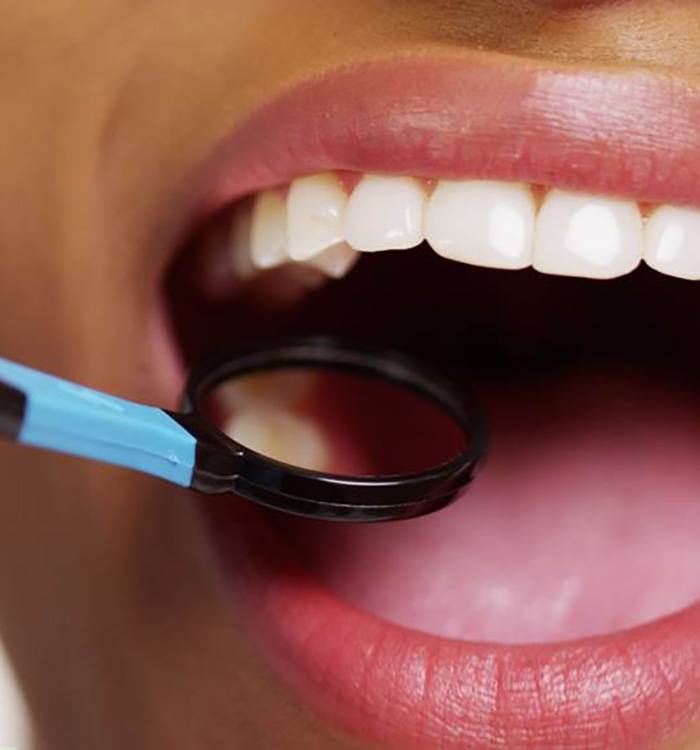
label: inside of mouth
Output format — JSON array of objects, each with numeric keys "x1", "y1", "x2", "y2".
[{"x1": 166, "y1": 223, "x2": 700, "y2": 645}]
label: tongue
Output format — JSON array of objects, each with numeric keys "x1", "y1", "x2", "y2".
[{"x1": 276, "y1": 368, "x2": 700, "y2": 644}]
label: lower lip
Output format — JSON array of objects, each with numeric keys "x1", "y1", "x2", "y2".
[{"x1": 200, "y1": 496, "x2": 700, "y2": 749}]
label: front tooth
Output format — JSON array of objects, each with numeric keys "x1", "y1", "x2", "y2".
[
  {"x1": 425, "y1": 180, "x2": 535, "y2": 269},
  {"x1": 345, "y1": 175, "x2": 427, "y2": 252},
  {"x1": 308, "y1": 242, "x2": 360, "y2": 279},
  {"x1": 224, "y1": 407, "x2": 328, "y2": 472},
  {"x1": 250, "y1": 189, "x2": 289, "y2": 269},
  {"x1": 644, "y1": 205, "x2": 700, "y2": 280},
  {"x1": 533, "y1": 189, "x2": 643, "y2": 279},
  {"x1": 287, "y1": 173, "x2": 347, "y2": 261}
]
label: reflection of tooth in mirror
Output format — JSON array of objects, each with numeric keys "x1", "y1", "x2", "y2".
[
  {"x1": 224, "y1": 407, "x2": 329, "y2": 472},
  {"x1": 209, "y1": 365, "x2": 468, "y2": 478},
  {"x1": 218, "y1": 370, "x2": 320, "y2": 411}
]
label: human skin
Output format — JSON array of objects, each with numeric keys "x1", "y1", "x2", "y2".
[{"x1": 2, "y1": 1, "x2": 700, "y2": 748}]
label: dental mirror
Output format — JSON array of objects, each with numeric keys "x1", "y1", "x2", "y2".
[{"x1": 0, "y1": 337, "x2": 488, "y2": 522}]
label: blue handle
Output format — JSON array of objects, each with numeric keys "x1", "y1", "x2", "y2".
[{"x1": 0, "y1": 357, "x2": 196, "y2": 487}]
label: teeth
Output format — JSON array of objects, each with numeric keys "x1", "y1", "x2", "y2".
[
  {"x1": 224, "y1": 407, "x2": 328, "y2": 472},
  {"x1": 644, "y1": 205, "x2": 700, "y2": 280},
  {"x1": 426, "y1": 180, "x2": 536, "y2": 270},
  {"x1": 229, "y1": 202, "x2": 256, "y2": 279},
  {"x1": 308, "y1": 242, "x2": 360, "y2": 279},
  {"x1": 219, "y1": 369, "x2": 318, "y2": 411},
  {"x1": 222, "y1": 173, "x2": 700, "y2": 286},
  {"x1": 533, "y1": 189, "x2": 643, "y2": 279},
  {"x1": 345, "y1": 175, "x2": 427, "y2": 252},
  {"x1": 287, "y1": 173, "x2": 348, "y2": 261},
  {"x1": 250, "y1": 189, "x2": 289, "y2": 270},
  {"x1": 244, "y1": 181, "x2": 357, "y2": 281}
]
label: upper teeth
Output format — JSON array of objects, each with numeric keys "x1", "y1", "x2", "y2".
[
  {"x1": 229, "y1": 172, "x2": 700, "y2": 281},
  {"x1": 287, "y1": 173, "x2": 347, "y2": 262}
]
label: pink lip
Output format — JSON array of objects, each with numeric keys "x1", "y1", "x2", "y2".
[
  {"x1": 204, "y1": 501, "x2": 700, "y2": 750},
  {"x1": 194, "y1": 53, "x2": 700, "y2": 749},
  {"x1": 198, "y1": 52, "x2": 700, "y2": 217}
]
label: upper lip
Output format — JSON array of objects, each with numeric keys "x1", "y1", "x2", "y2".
[
  {"x1": 188, "y1": 50, "x2": 700, "y2": 750},
  {"x1": 191, "y1": 50, "x2": 700, "y2": 226}
]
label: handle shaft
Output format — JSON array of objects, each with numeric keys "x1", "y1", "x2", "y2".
[{"x1": 0, "y1": 357, "x2": 196, "y2": 487}]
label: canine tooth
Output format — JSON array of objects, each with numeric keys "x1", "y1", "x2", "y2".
[
  {"x1": 287, "y1": 173, "x2": 347, "y2": 261},
  {"x1": 307, "y1": 242, "x2": 360, "y2": 279},
  {"x1": 644, "y1": 205, "x2": 700, "y2": 280},
  {"x1": 533, "y1": 189, "x2": 643, "y2": 279},
  {"x1": 426, "y1": 180, "x2": 535, "y2": 269},
  {"x1": 229, "y1": 202, "x2": 256, "y2": 279},
  {"x1": 251, "y1": 189, "x2": 288, "y2": 269},
  {"x1": 224, "y1": 407, "x2": 328, "y2": 472},
  {"x1": 345, "y1": 175, "x2": 426, "y2": 251}
]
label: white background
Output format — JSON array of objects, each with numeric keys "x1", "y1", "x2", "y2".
[{"x1": 0, "y1": 641, "x2": 28, "y2": 749}]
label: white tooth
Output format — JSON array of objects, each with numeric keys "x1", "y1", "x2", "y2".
[
  {"x1": 250, "y1": 189, "x2": 289, "y2": 269},
  {"x1": 229, "y1": 202, "x2": 257, "y2": 279},
  {"x1": 219, "y1": 370, "x2": 319, "y2": 411},
  {"x1": 307, "y1": 242, "x2": 360, "y2": 279},
  {"x1": 224, "y1": 407, "x2": 328, "y2": 472},
  {"x1": 425, "y1": 180, "x2": 535, "y2": 269},
  {"x1": 345, "y1": 175, "x2": 427, "y2": 252},
  {"x1": 644, "y1": 205, "x2": 700, "y2": 280},
  {"x1": 533, "y1": 189, "x2": 643, "y2": 279},
  {"x1": 287, "y1": 173, "x2": 347, "y2": 261}
]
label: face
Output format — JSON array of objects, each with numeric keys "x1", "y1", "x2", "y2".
[{"x1": 3, "y1": 1, "x2": 700, "y2": 748}]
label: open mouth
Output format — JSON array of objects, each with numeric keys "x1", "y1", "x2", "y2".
[{"x1": 159, "y1": 55, "x2": 700, "y2": 749}]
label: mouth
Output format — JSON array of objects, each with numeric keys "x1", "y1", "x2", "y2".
[{"x1": 160, "y1": 53, "x2": 700, "y2": 749}]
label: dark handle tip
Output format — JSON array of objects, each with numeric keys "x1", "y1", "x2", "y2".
[{"x1": 0, "y1": 381, "x2": 27, "y2": 441}]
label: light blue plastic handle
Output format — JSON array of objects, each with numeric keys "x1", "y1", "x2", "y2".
[{"x1": 0, "y1": 357, "x2": 197, "y2": 487}]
